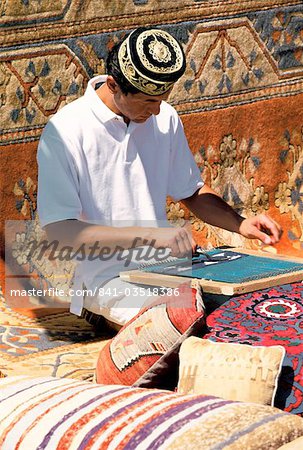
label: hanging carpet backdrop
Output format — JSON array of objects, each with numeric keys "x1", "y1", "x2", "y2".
[{"x1": 0, "y1": 0, "x2": 303, "y2": 378}]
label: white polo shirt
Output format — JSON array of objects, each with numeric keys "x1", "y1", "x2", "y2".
[{"x1": 37, "y1": 75, "x2": 203, "y2": 319}]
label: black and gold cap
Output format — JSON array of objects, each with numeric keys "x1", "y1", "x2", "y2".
[{"x1": 118, "y1": 27, "x2": 186, "y2": 96}]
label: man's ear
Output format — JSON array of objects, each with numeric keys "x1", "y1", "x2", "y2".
[{"x1": 106, "y1": 76, "x2": 119, "y2": 94}]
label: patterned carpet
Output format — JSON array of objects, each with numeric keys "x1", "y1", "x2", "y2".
[
  {"x1": 1, "y1": 0, "x2": 303, "y2": 383},
  {"x1": 203, "y1": 282, "x2": 303, "y2": 416},
  {"x1": 1, "y1": 0, "x2": 303, "y2": 257},
  {"x1": 0, "y1": 288, "x2": 111, "y2": 380}
]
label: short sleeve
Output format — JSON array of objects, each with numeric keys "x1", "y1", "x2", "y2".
[
  {"x1": 37, "y1": 121, "x2": 82, "y2": 227},
  {"x1": 167, "y1": 113, "x2": 204, "y2": 201}
]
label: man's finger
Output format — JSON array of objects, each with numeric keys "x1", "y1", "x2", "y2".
[
  {"x1": 257, "y1": 229, "x2": 273, "y2": 245},
  {"x1": 259, "y1": 216, "x2": 282, "y2": 243}
]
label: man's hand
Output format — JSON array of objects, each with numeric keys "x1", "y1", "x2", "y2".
[
  {"x1": 183, "y1": 186, "x2": 283, "y2": 246},
  {"x1": 239, "y1": 214, "x2": 283, "y2": 245},
  {"x1": 147, "y1": 226, "x2": 196, "y2": 257}
]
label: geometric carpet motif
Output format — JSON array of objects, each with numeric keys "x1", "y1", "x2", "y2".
[
  {"x1": 2, "y1": 1, "x2": 303, "y2": 258},
  {"x1": 203, "y1": 282, "x2": 303, "y2": 415},
  {"x1": 0, "y1": 290, "x2": 111, "y2": 381}
]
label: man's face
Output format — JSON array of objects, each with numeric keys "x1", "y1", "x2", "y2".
[{"x1": 113, "y1": 87, "x2": 171, "y2": 123}]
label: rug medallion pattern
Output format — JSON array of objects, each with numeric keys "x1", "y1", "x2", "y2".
[{"x1": 204, "y1": 282, "x2": 303, "y2": 415}]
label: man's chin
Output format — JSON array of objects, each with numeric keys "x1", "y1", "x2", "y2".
[{"x1": 133, "y1": 116, "x2": 151, "y2": 123}]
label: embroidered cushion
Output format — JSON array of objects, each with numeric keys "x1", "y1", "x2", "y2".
[
  {"x1": 177, "y1": 336, "x2": 285, "y2": 405},
  {"x1": 278, "y1": 437, "x2": 303, "y2": 450},
  {"x1": 96, "y1": 283, "x2": 206, "y2": 389}
]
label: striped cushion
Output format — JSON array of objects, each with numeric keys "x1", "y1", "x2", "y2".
[{"x1": 0, "y1": 376, "x2": 303, "y2": 449}]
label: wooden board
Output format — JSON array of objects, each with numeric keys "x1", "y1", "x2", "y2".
[{"x1": 119, "y1": 248, "x2": 303, "y2": 296}]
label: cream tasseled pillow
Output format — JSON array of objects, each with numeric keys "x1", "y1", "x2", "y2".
[
  {"x1": 277, "y1": 437, "x2": 303, "y2": 450},
  {"x1": 177, "y1": 337, "x2": 285, "y2": 406}
]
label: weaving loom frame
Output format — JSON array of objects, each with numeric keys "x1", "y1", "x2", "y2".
[{"x1": 120, "y1": 249, "x2": 303, "y2": 296}]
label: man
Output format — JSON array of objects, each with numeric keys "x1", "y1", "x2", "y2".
[{"x1": 37, "y1": 27, "x2": 282, "y2": 327}]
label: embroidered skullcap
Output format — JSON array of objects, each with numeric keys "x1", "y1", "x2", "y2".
[{"x1": 118, "y1": 27, "x2": 186, "y2": 96}]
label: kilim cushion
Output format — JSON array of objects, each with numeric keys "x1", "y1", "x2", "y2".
[
  {"x1": 177, "y1": 337, "x2": 285, "y2": 405},
  {"x1": 96, "y1": 283, "x2": 206, "y2": 389},
  {"x1": 202, "y1": 282, "x2": 303, "y2": 415},
  {"x1": 1, "y1": 376, "x2": 303, "y2": 450},
  {"x1": 278, "y1": 437, "x2": 303, "y2": 450}
]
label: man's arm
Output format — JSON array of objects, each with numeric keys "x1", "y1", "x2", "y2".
[
  {"x1": 182, "y1": 184, "x2": 282, "y2": 245},
  {"x1": 44, "y1": 219, "x2": 195, "y2": 258}
]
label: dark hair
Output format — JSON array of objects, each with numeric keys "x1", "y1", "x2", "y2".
[{"x1": 106, "y1": 41, "x2": 141, "y2": 96}]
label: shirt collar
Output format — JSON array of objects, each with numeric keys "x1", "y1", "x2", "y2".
[{"x1": 85, "y1": 75, "x2": 122, "y2": 123}]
